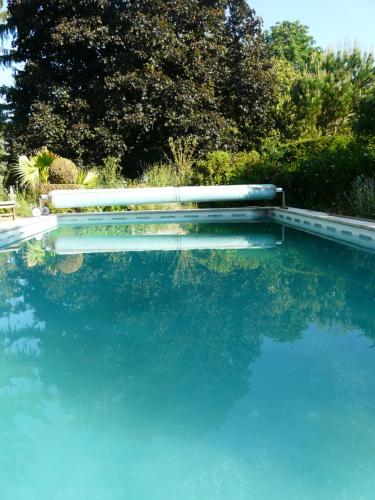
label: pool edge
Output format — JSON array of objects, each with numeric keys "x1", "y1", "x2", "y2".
[{"x1": 2, "y1": 207, "x2": 375, "y2": 252}]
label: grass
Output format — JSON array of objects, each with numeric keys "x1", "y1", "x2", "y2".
[{"x1": 140, "y1": 163, "x2": 181, "y2": 187}]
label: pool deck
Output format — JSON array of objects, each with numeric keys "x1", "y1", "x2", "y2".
[
  {"x1": 1, "y1": 207, "x2": 375, "y2": 252},
  {"x1": 0, "y1": 215, "x2": 58, "y2": 249}
]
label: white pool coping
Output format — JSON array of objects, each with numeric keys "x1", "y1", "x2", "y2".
[
  {"x1": 270, "y1": 207, "x2": 375, "y2": 252},
  {"x1": 1, "y1": 207, "x2": 375, "y2": 252}
]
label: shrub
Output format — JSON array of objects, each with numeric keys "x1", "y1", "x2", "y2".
[
  {"x1": 194, "y1": 150, "x2": 260, "y2": 185},
  {"x1": 76, "y1": 169, "x2": 99, "y2": 188},
  {"x1": 14, "y1": 190, "x2": 36, "y2": 217},
  {"x1": 0, "y1": 176, "x2": 7, "y2": 199},
  {"x1": 168, "y1": 136, "x2": 198, "y2": 185},
  {"x1": 49, "y1": 157, "x2": 78, "y2": 184},
  {"x1": 13, "y1": 148, "x2": 56, "y2": 190},
  {"x1": 345, "y1": 177, "x2": 375, "y2": 219},
  {"x1": 354, "y1": 92, "x2": 375, "y2": 136},
  {"x1": 141, "y1": 163, "x2": 180, "y2": 187},
  {"x1": 99, "y1": 156, "x2": 124, "y2": 188},
  {"x1": 244, "y1": 136, "x2": 375, "y2": 212},
  {"x1": 194, "y1": 136, "x2": 375, "y2": 213}
]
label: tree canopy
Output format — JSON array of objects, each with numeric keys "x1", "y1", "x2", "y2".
[
  {"x1": 1, "y1": 0, "x2": 274, "y2": 173},
  {"x1": 0, "y1": 2, "x2": 374, "y2": 183},
  {"x1": 266, "y1": 20, "x2": 319, "y2": 70}
]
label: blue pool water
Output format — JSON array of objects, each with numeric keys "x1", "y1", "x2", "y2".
[{"x1": 1, "y1": 222, "x2": 375, "y2": 499}]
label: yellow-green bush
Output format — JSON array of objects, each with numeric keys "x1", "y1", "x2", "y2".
[
  {"x1": 194, "y1": 150, "x2": 260, "y2": 185},
  {"x1": 194, "y1": 136, "x2": 375, "y2": 213}
]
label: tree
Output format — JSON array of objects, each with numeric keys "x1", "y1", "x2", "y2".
[
  {"x1": 3, "y1": 0, "x2": 117, "y2": 166},
  {"x1": 269, "y1": 57, "x2": 303, "y2": 140},
  {"x1": 223, "y1": 0, "x2": 275, "y2": 149},
  {"x1": 354, "y1": 89, "x2": 375, "y2": 135},
  {"x1": 293, "y1": 48, "x2": 375, "y2": 135},
  {"x1": 1, "y1": 0, "x2": 274, "y2": 173},
  {"x1": 266, "y1": 21, "x2": 319, "y2": 70}
]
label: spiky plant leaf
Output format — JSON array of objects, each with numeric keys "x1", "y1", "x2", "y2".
[
  {"x1": 77, "y1": 169, "x2": 99, "y2": 188},
  {"x1": 24, "y1": 240, "x2": 46, "y2": 268},
  {"x1": 13, "y1": 155, "x2": 39, "y2": 189},
  {"x1": 13, "y1": 148, "x2": 57, "y2": 189},
  {"x1": 34, "y1": 148, "x2": 56, "y2": 184}
]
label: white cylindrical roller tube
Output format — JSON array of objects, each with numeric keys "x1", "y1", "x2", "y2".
[
  {"x1": 48, "y1": 185, "x2": 277, "y2": 209},
  {"x1": 53, "y1": 234, "x2": 278, "y2": 254}
]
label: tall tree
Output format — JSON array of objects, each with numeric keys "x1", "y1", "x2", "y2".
[
  {"x1": 1, "y1": 0, "x2": 274, "y2": 172},
  {"x1": 269, "y1": 57, "x2": 302, "y2": 140},
  {"x1": 354, "y1": 87, "x2": 375, "y2": 135},
  {"x1": 224, "y1": 0, "x2": 274, "y2": 149},
  {"x1": 293, "y1": 48, "x2": 375, "y2": 135},
  {"x1": 266, "y1": 21, "x2": 319, "y2": 71}
]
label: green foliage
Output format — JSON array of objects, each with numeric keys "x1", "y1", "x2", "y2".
[
  {"x1": 168, "y1": 136, "x2": 198, "y2": 185},
  {"x1": 76, "y1": 169, "x2": 99, "y2": 188},
  {"x1": 270, "y1": 58, "x2": 303, "y2": 140},
  {"x1": 192, "y1": 136, "x2": 375, "y2": 214},
  {"x1": 49, "y1": 157, "x2": 78, "y2": 184},
  {"x1": 140, "y1": 163, "x2": 181, "y2": 187},
  {"x1": 266, "y1": 21, "x2": 319, "y2": 70},
  {"x1": 194, "y1": 150, "x2": 259, "y2": 185},
  {"x1": 0, "y1": 178, "x2": 7, "y2": 201},
  {"x1": 224, "y1": 0, "x2": 274, "y2": 148},
  {"x1": 294, "y1": 48, "x2": 375, "y2": 136},
  {"x1": 354, "y1": 90, "x2": 375, "y2": 135},
  {"x1": 98, "y1": 156, "x2": 124, "y2": 188},
  {"x1": 245, "y1": 136, "x2": 375, "y2": 212},
  {"x1": 345, "y1": 177, "x2": 375, "y2": 219},
  {"x1": 14, "y1": 190, "x2": 35, "y2": 217},
  {"x1": 2, "y1": 0, "x2": 275, "y2": 171},
  {"x1": 13, "y1": 148, "x2": 56, "y2": 190}
]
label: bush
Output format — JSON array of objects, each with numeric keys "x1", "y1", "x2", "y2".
[
  {"x1": 193, "y1": 136, "x2": 375, "y2": 213},
  {"x1": 194, "y1": 150, "x2": 260, "y2": 185},
  {"x1": 245, "y1": 136, "x2": 375, "y2": 212},
  {"x1": 168, "y1": 136, "x2": 198, "y2": 185},
  {"x1": 99, "y1": 156, "x2": 124, "y2": 188},
  {"x1": 140, "y1": 163, "x2": 180, "y2": 187},
  {"x1": 49, "y1": 157, "x2": 78, "y2": 184},
  {"x1": 354, "y1": 92, "x2": 375, "y2": 136},
  {"x1": 14, "y1": 190, "x2": 36, "y2": 217},
  {"x1": 0, "y1": 176, "x2": 7, "y2": 199},
  {"x1": 345, "y1": 177, "x2": 375, "y2": 219}
]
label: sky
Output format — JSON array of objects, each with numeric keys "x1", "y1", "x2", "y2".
[
  {"x1": 0, "y1": 0, "x2": 374, "y2": 86},
  {"x1": 251, "y1": 0, "x2": 375, "y2": 51}
]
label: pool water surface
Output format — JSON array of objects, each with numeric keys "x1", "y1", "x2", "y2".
[{"x1": 0, "y1": 222, "x2": 375, "y2": 500}]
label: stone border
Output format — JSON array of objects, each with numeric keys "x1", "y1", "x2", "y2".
[
  {"x1": 2, "y1": 206, "x2": 375, "y2": 252},
  {"x1": 269, "y1": 207, "x2": 375, "y2": 252}
]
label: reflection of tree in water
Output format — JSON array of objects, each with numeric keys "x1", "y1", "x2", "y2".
[{"x1": 1, "y1": 225, "x2": 375, "y2": 438}]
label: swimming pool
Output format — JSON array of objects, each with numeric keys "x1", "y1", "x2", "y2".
[{"x1": 1, "y1": 221, "x2": 375, "y2": 499}]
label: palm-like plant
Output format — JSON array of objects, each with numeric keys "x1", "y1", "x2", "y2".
[
  {"x1": 76, "y1": 168, "x2": 99, "y2": 188},
  {"x1": 24, "y1": 240, "x2": 46, "y2": 268},
  {"x1": 13, "y1": 148, "x2": 56, "y2": 190}
]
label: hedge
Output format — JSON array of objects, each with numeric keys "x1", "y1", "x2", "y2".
[{"x1": 193, "y1": 136, "x2": 375, "y2": 213}]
